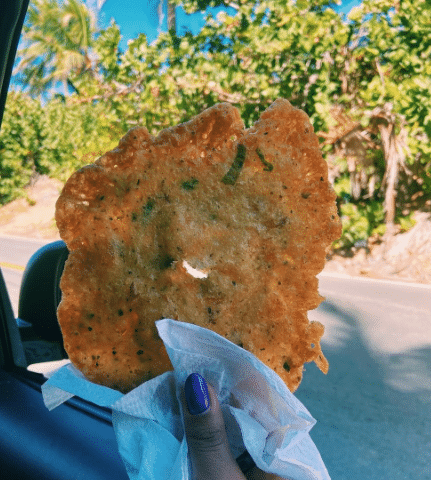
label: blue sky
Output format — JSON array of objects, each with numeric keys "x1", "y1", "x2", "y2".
[{"x1": 98, "y1": 0, "x2": 362, "y2": 50}]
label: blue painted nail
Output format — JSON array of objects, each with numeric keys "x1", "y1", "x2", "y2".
[{"x1": 185, "y1": 373, "x2": 210, "y2": 415}]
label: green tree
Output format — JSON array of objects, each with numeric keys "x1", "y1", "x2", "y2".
[
  {"x1": 337, "y1": 0, "x2": 431, "y2": 235},
  {"x1": 14, "y1": 0, "x2": 98, "y2": 97},
  {"x1": 0, "y1": 90, "x2": 121, "y2": 204}
]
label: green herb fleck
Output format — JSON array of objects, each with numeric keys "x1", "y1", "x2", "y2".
[
  {"x1": 222, "y1": 144, "x2": 247, "y2": 185},
  {"x1": 283, "y1": 361, "x2": 290, "y2": 372},
  {"x1": 181, "y1": 178, "x2": 199, "y2": 190},
  {"x1": 142, "y1": 199, "x2": 155, "y2": 220},
  {"x1": 154, "y1": 253, "x2": 175, "y2": 270},
  {"x1": 256, "y1": 148, "x2": 273, "y2": 172}
]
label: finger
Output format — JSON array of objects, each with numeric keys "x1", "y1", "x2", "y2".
[
  {"x1": 180, "y1": 374, "x2": 246, "y2": 480},
  {"x1": 180, "y1": 378, "x2": 231, "y2": 453}
]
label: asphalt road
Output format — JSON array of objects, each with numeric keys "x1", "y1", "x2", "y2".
[
  {"x1": 315, "y1": 272, "x2": 431, "y2": 357},
  {"x1": 0, "y1": 235, "x2": 54, "y2": 317},
  {"x1": 299, "y1": 273, "x2": 431, "y2": 480},
  {"x1": 0, "y1": 235, "x2": 51, "y2": 267}
]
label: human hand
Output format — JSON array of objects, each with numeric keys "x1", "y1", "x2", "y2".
[{"x1": 180, "y1": 372, "x2": 286, "y2": 480}]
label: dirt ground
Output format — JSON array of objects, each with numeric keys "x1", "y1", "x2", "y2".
[
  {"x1": 0, "y1": 175, "x2": 62, "y2": 240},
  {"x1": 1, "y1": 175, "x2": 430, "y2": 284}
]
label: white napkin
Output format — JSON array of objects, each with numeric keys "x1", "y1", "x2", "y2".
[{"x1": 42, "y1": 318, "x2": 330, "y2": 480}]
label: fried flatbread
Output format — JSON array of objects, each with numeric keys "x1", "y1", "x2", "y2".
[{"x1": 56, "y1": 99, "x2": 341, "y2": 393}]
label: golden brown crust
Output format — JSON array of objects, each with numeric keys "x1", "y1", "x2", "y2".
[{"x1": 56, "y1": 99, "x2": 341, "y2": 393}]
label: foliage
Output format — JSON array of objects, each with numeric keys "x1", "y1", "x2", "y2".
[
  {"x1": 334, "y1": 200, "x2": 385, "y2": 250},
  {"x1": 71, "y1": 0, "x2": 357, "y2": 132},
  {"x1": 14, "y1": 0, "x2": 97, "y2": 97},
  {"x1": 0, "y1": 91, "x2": 121, "y2": 204},
  {"x1": 397, "y1": 212, "x2": 416, "y2": 233},
  {"x1": 332, "y1": 173, "x2": 419, "y2": 248},
  {"x1": 346, "y1": 0, "x2": 431, "y2": 209},
  {"x1": 0, "y1": 93, "x2": 43, "y2": 203},
  {"x1": 333, "y1": 197, "x2": 418, "y2": 250}
]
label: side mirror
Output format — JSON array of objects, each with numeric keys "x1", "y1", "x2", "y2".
[{"x1": 18, "y1": 240, "x2": 69, "y2": 343}]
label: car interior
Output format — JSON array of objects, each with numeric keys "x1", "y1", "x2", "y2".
[{"x1": 0, "y1": 1, "x2": 129, "y2": 478}]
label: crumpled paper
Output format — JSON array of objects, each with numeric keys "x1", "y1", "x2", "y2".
[{"x1": 42, "y1": 319, "x2": 330, "y2": 480}]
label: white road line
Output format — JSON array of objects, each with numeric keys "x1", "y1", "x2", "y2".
[
  {"x1": 318, "y1": 290, "x2": 431, "y2": 314},
  {"x1": 318, "y1": 271, "x2": 431, "y2": 289}
]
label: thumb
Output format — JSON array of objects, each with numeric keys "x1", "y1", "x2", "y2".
[{"x1": 180, "y1": 373, "x2": 246, "y2": 480}]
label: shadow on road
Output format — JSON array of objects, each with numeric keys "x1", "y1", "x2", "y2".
[{"x1": 295, "y1": 300, "x2": 431, "y2": 480}]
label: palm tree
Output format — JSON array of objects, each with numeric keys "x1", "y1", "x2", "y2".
[
  {"x1": 155, "y1": 0, "x2": 176, "y2": 34},
  {"x1": 167, "y1": 1, "x2": 176, "y2": 32},
  {"x1": 14, "y1": 0, "x2": 98, "y2": 97}
]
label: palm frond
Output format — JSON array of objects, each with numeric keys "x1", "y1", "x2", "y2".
[{"x1": 17, "y1": 0, "x2": 99, "y2": 97}]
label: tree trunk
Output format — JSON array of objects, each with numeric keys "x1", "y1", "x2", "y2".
[
  {"x1": 378, "y1": 120, "x2": 399, "y2": 236},
  {"x1": 167, "y1": 1, "x2": 176, "y2": 33},
  {"x1": 158, "y1": 1, "x2": 176, "y2": 33},
  {"x1": 62, "y1": 78, "x2": 69, "y2": 97}
]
